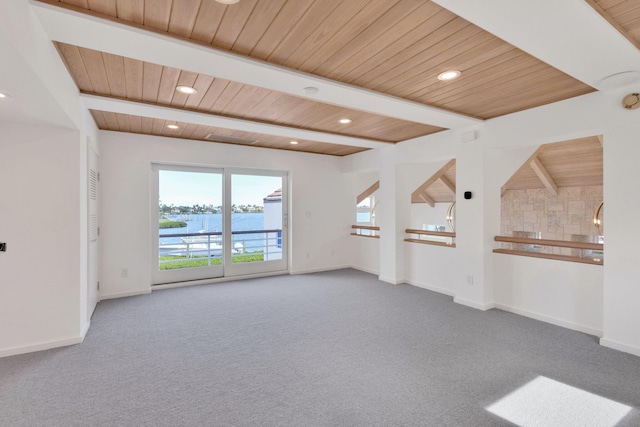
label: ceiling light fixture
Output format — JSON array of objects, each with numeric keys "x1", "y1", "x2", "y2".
[
  {"x1": 339, "y1": 118, "x2": 352, "y2": 124},
  {"x1": 176, "y1": 86, "x2": 198, "y2": 95},
  {"x1": 0, "y1": 93, "x2": 9, "y2": 99},
  {"x1": 167, "y1": 124, "x2": 180, "y2": 130},
  {"x1": 302, "y1": 87, "x2": 319, "y2": 95},
  {"x1": 437, "y1": 70, "x2": 461, "y2": 81},
  {"x1": 215, "y1": 0, "x2": 240, "y2": 4},
  {"x1": 290, "y1": 141, "x2": 299, "y2": 145}
]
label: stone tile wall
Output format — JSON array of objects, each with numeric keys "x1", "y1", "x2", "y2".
[{"x1": 501, "y1": 186, "x2": 603, "y2": 255}]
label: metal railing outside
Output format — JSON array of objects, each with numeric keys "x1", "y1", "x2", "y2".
[{"x1": 159, "y1": 229, "x2": 282, "y2": 268}]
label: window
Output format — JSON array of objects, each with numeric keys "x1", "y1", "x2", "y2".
[{"x1": 356, "y1": 181, "x2": 379, "y2": 225}]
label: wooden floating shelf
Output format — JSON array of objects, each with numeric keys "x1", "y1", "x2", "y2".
[
  {"x1": 351, "y1": 224, "x2": 380, "y2": 239},
  {"x1": 493, "y1": 249, "x2": 602, "y2": 265},
  {"x1": 404, "y1": 238, "x2": 455, "y2": 248},
  {"x1": 352, "y1": 225, "x2": 380, "y2": 231},
  {"x1": 493, "y1": 235, "x2": 603, "y2": 265},
  {"x1": 405, "y1": 229, "x2": 455, "y2": 237},
  {"x1": 494, "y1": 235, "x2": 602, "y2": 250},
  {"x1": 351, "y1": 233, "x2": 380, "y2": 239},
  {"x1": 405, "y1": 229, "x2": 456, "y2": 248}
]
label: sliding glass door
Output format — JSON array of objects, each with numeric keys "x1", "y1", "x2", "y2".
[
  {"x1": 152, "y1": 165, "x2": 287, "y2": 285},
  {"x1": 152, "y1": 166, "x2": 225, "y2": 284},
  {"x1": 225, "y1": 171, "x2": 287, "y2": 277}
]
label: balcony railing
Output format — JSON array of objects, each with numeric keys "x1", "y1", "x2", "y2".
[{"x1": 159, "y1": 229, "x2": 282, "y2": 269}]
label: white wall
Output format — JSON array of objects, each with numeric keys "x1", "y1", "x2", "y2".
[
  {"x1": 410, "y1": 203, "x2": 451, "y2": 231},
  {"x1": 402, "y1": 162, "x2": 458, "y2": 294},
  {"x1": 493, "y1": 254, "x2": 603, "y2": 335},
  {"x1": 349, "y1": 170, "x2": 380, "y2": 274},
  {"x1": 99, "y1": 132, "x2": 352, "y2": 298},
  {"x1": 0, "y1": 1, "x2": 99, "y2": 356},
  {"x1": 0, "y1": 123, "x2": 83, "y2": 356},
  {"x1": 343, "y1": 85, "x2": 640, "y2": 356}
]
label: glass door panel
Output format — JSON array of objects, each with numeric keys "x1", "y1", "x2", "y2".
[
  {"x1": 152, "y1": 167, "x2": 224, "y2": 285},
  {"x1": 225, "y1": 172, "x2": 287, "y2": 277}
]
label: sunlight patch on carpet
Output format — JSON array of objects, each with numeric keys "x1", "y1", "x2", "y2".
[{"x1": 486, "y1": 376, "x2": 632, "y2": 427}]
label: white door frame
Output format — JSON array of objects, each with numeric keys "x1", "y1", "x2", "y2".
[
  {"x1": 151, "y1": 164, "x2": 288, "y2": 285},
  {"x1": 151, "y1": 164, "x2": 225, "y2": 285},
  {"x1": 87, "y1": 142, "x2": 100, "y2": 319},
  {"x1": 224, "y1": 169, "x2": 288, "y2": 278}
]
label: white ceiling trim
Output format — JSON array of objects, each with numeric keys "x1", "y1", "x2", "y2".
[
  {"x1": 32, "y1": 1, "x2": 481, "y2": 130},
  {"x1": 81, "y1": 94, "x2": 390, "y2": 150},
  {"x1": 433, "y1": 0, "x2": 640, "y2": 91}
]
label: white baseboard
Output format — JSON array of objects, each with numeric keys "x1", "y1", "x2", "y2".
[
  {"x1": 0, "y1": 336, "x2": 83, "y2": 358},
  {"x1": 600, "y1": 338, "x2": 640, "y2": 358},
  {"x1": 378, "y1": 275, "x2": 405, "y2": 285},
  {"x1": 405, "y1": 279, "x2": 456, "y2": 297},
  {"x1": 290, "y1": 265, "x2": 351, "y2": 275},
  {"x1": 153, "y1": 270, "x2": 289, "y2": 290},
  {"x1": 99, "y1": 289, "x2": 151, "y2": 300},
  {"x1": 493, "y1": 303, "x2": 603, "y2": 337},
  {"x1": 349, "y1": 265, "x2": 379, "y2": 276},
  {"x1": 454, "y1": 297, "x2": 496, "y2": 311},
  {"x1": 80, "y1": 320, "x2": 90, "y2": 340}
]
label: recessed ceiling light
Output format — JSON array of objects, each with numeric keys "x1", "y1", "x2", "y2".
[
  {"x1": 302, "y1": 87, "x2": 319, "y2": 95},
  {"x1": 0, "y1": 93, "x2": 9, "y2": 99},
  {"x1": 167, "y1": 124, "x2": 180, "y2": 130},
  {"x1": 176, "y1": 86, "x2": 198, "y2": 95},
  {"x1": 339, "y1": 118, "x2": 352, "y2": 124},
  {"x1": 290, "y1": 141, "x2": 299, "y2": 145},
  {"x1": 215, "y1": 0, "x2": 239, "y2": 4},
  {"x1": 438, "y1": 70, "x2": 461, "y2": 81}
]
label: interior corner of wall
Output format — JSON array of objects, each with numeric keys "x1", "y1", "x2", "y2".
[{"x1": 453, "y1": 296, "x2": 495, "y2": 311}]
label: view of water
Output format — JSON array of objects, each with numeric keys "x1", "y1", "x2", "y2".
[
  {"x1": 357, "y1": 212, "x2": 371, "y2": 223},
  {"x1": 160, "y1": 213, "x2": 268, "y2": 252}
]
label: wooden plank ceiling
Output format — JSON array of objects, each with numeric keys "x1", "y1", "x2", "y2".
[
  {"x1": 501, "y1": 136, "x2": 603, "y2": 194},
  {"x1": 411, "y1": 159, "x2": 456, "y2": 205},
  {"x1": 43, "y1": 0, "x2": 598, "y2": 155},
  {"x1": 586, "y1": 0, "x2": 640, "y2": 50},
  {"x1": 55, "y1": 42, "x2": 441, "y2": 144},
  {"x1": 90, "y1": 110, "x2": 367, "y2": 156}
]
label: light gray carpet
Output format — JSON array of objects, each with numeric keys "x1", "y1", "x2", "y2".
[{"x1": 1, "y1": 269, "x2": 639, "y2": 426}]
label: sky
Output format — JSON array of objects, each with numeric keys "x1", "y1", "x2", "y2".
[{"x1": 159, "y1": 171, "x2": 282, "y2": 206}]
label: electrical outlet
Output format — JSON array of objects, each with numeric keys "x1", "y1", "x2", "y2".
[
  {"x1": 121, "y1": 268, "x2": 128, "y2": 278},
  {"x1": 467, "y1": 275, "x2": 474, "y2": 285}
]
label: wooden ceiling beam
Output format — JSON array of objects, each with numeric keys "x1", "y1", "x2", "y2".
[
  {"x1": 439, "y1": 175, "x2": 456, "y2": 195},
  {"x1": 411, "y1": 159, "x2": 456, "y2": 203},
  {"x1": 417, "y1": 192, "x2": 435, "y2": 207},
  {"x1": 357, "y1": 181, "x2": 380, "y2": 204},
  {"x1": 529, "y1": 156, "x2": 558, "y2": 196},
  {"x1": 81, "y1": 94, "x2": 388, "y2": 149},
  {"x1": 501, "y1": 145, "x2": 544, "y2": 195}
]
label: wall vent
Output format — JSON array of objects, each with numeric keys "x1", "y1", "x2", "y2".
[{"x1": 205, "y1": 134, "x2": 258, "y2": 145}]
